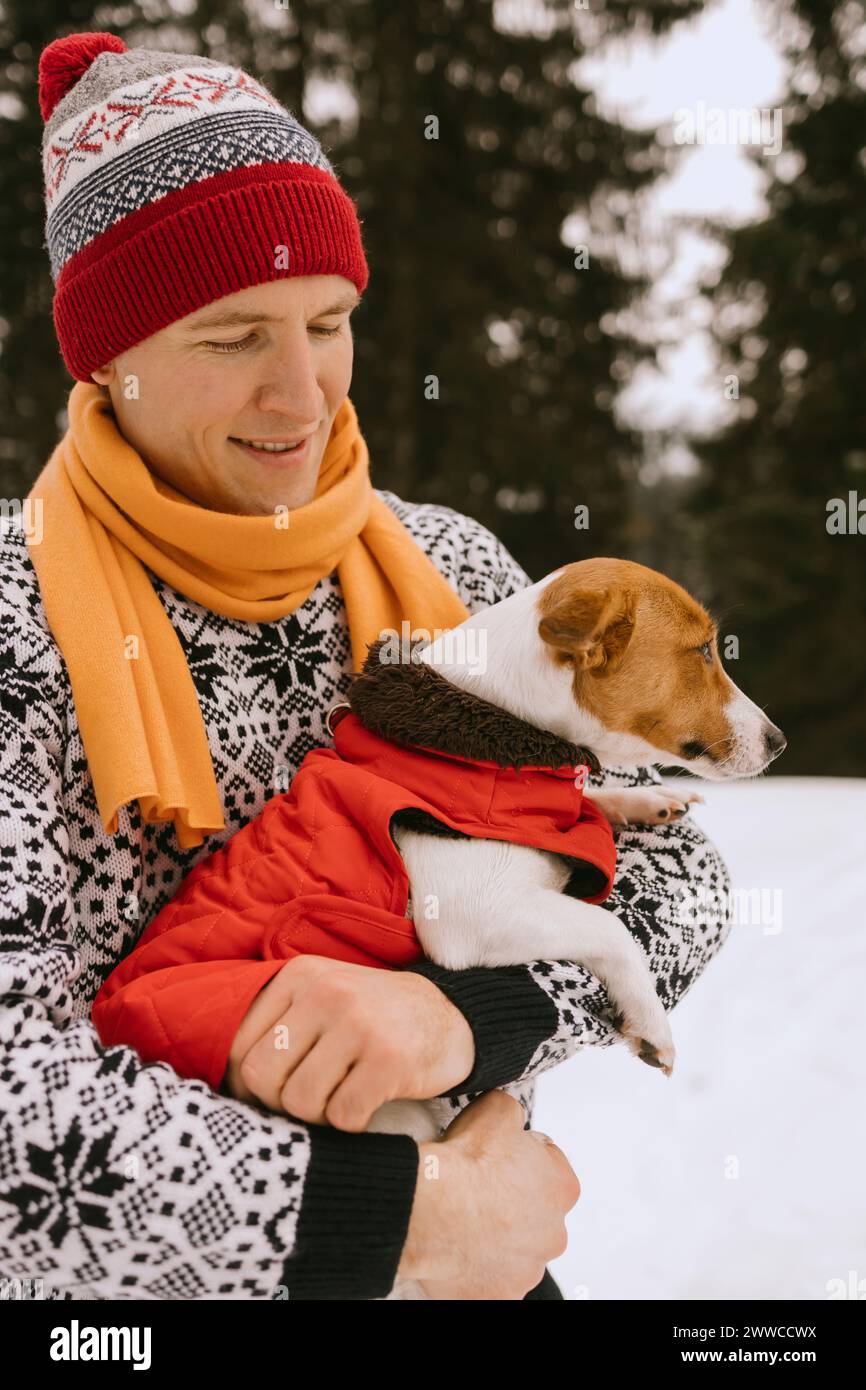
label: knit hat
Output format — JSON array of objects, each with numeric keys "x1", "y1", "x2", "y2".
[{"x1": 38, "y1": 31, "x2": 369, "y2": 382}]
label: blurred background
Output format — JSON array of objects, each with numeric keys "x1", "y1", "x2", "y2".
[{"x1": 1, "y1": 0, "x2": 864, "y2": 773}]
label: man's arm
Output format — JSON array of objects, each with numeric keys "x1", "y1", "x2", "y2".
[
  {"x1": 0, "y1": 569, "x2": 418, "y2": 1301},
  {"x1": 395, "y1": 506, "x2": 734, "y2": 1098}
]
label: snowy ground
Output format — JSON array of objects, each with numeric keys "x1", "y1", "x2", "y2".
[{"x1": 537, "y1": 776, "x2": 866, "y2": 1301}]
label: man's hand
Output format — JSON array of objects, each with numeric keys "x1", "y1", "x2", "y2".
[
  {"x1": 224, "y1": 954, "x2": 475, "y2": 1128},
  {"x1": 399, "y1": 1091, "x2": 580, "y2": 1299}
]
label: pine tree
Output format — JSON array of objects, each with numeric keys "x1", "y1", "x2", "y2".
[{"x1": 689, "y1": 0, "x2": 866, "y2": 774}]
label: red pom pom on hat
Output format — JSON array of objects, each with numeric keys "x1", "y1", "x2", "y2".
[{"x1": 38, "y1": 31, "x2": 127, "y2": 122}]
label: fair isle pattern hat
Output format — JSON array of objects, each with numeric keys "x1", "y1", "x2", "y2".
[{"x1": 38, "y1": 31, "x2": 369, "y2": 382}]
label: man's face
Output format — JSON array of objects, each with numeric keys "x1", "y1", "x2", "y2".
[{"x1": 91, "y1": 275, "x2": 359, "y2": 516}]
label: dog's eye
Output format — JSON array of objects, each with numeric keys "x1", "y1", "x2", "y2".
[{"x1": 698, "y1": 641, "x2": 713, "y2": 663}]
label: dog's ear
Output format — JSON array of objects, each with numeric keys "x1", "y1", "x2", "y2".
[{"x1": 538, "y1": 587, "x2": 635, "y2": 672}]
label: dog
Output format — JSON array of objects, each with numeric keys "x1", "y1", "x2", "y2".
[
  {"x1": 362, "y1": 557, "x2": 784, "y2": 1116},
  {"x1": 344, "y1": 557, "x2": 784, "y2": 1296}
]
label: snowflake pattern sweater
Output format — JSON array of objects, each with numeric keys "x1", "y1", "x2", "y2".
[{"x1": 0, "y1": 490, "x2": 732, "y2": 1300}]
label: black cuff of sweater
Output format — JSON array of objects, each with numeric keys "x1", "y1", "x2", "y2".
[
  {"x1": 281, "y1": 1123, "x2": 420, "y2": 1300},
  {"x1": 402, "y1": 961, "x2": 559, "y2": 1099}
]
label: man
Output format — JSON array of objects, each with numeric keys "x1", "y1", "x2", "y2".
[{"x1": 0, "y1": 31, "x2": 732, "y2": 1300}]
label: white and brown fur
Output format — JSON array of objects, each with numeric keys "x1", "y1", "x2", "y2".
[{"x1": 342, "y1": 558, "x2": 784, "y2": 1297}]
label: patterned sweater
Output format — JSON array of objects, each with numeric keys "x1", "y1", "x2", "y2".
[{"x1": 0, "y1": 490, "x2": 732, "y2": 1301}]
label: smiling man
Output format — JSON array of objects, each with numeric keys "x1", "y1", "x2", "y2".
[
  {"x1": 92, "y1": 277, "x2": 361, "y2": 516},
  {"x1": 0, "y1": 31, "x2": 733, "y2": 1303}
]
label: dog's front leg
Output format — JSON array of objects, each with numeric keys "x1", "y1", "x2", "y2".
[
  {"x1": 467, "y1": 887, "x2": 675, "y2": 1076},
  {"x1": 400, "y1": 832, "x2": 674, "y2": 1073},
  {"x1": 591, "y1": 786, "x2": 704, "y2": 828}
]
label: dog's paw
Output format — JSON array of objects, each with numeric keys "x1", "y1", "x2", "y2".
[
  {"x1": 598, "y1": 934, "x2": 677, "y2": 1076},
  {"x1": 597, "y1": 786, "x2": 704, "y2": 828},
  {"x1": 610, "y1": 1001, "x2": 676, "y2": 1078},
  {"x1": 629, "y1": 1032, "x2": 676, "y2": 1077}
]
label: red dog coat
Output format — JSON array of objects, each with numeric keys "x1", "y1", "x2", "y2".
[{"x1": 91, "y1": 711, "x2": 616, "y2": 1091}]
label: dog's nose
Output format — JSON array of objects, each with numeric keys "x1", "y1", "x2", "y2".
[{"x1": 764, "y1": 723, "x2": 787, "y2": 759}]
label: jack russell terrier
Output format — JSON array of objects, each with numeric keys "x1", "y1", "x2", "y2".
[{"x1": 348, "y1": 557, "x2": 785, "y2": 1146}]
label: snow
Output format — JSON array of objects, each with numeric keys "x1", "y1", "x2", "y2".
[{"x1": 536, "y1": 777, "x2": 866, "y2": 1300}]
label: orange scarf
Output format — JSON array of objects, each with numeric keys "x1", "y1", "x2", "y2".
[{"x1": 26, "y1": 383, "x2": 470, "y2": 850}]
